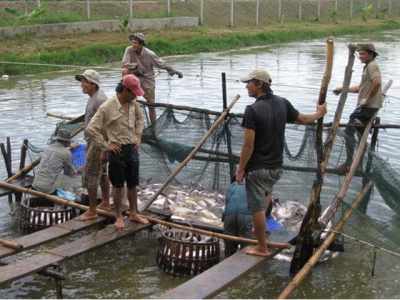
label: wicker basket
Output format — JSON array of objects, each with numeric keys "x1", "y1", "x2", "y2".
[
  {"x1": 18, "y1": 196, "x2": 76, "y2": 233},
  {"x1": 156, "y1": 230, "x2": 220, "y2": 276}
]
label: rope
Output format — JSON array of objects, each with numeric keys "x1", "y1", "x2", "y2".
[{"x1": 331, "y1": 229, "x2": 400, "y2": 258}]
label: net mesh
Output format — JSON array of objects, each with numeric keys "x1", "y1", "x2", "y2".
[{"x1": 22, "y1": 101, "x2": 400, "y2": 255}]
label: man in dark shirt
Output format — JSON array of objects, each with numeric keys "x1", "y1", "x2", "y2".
[{"x1": 236, "y1": 68, "x2": 327, "y2": 256}]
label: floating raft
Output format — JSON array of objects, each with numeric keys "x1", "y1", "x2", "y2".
[
  {"x1": 0, "y1": 210, "x2": 167, "y2": 285},
  {"x1": 159, "y1": 230, "x2": 298, "y2": 299}
]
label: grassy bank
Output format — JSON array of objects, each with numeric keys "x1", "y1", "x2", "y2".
[{"x1": 1, "y1": 19, "x2": 400, "y2": 75}]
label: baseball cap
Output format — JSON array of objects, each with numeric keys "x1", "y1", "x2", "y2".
[
  {"x1": 121, "y1": 74, "x2": 144, "y2": 96},
  {"x1": 75, "y1": 69, "x2": 100, "y2": 86},
  {"x1": 240, "y1": 68, "x2": 272, "y2": 84}
]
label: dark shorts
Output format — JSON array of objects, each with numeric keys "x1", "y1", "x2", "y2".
[
  {"x1": 348, "y1": 107, "x2": 379, "y2": 134},
  {"x1": 108, "y1": 144, "x2": 139, "y2": 189}
]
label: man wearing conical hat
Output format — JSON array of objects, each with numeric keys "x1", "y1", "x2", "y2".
[{"x1": 333, "y1": 43, "x2": 382, "y2": 173}]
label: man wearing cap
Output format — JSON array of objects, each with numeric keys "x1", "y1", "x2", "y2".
[
  {"x1": 121, "y1": 32, "x2": 183, "y2": 127},
  {"x1": 333, "y1": 43, "x2": 382, "y2": 173},
  {"x1": 32, "y1": 129, "x2": 78, "y2": 195},
  {"x1": 87, "y1": 74, "x2": 149, "y2": 228},
  {"x1": 74, "y1": 70, "x2": 111, "y2": 221},
  {"x1": 236, "y1": 68, "x2": 327, "y2": 256}
]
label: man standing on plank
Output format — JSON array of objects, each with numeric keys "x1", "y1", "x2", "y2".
[
  {"x1": 87, "y1": 74, "x2": 149, "y2": 228},
  {"x1": 75, "y1": 69, "x2": 111, "y2": 221}
]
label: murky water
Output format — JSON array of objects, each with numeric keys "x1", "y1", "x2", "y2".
[{"x1": 1, "y1": 30, "x2": 400, "y2": 298}]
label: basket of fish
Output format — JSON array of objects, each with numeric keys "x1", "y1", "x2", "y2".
[
  {"x1": 156, "y1": 230, "x2": 220, "y2": 276},
  {"x1": 18, "y1": 196, "x2": 76, "y2": 233}
]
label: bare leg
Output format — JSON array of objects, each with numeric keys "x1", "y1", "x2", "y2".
[
  {"x1": 246, "y1": 210, "x2": 269, "y2": 257},
  {"x1": 127, "y1": 187, "x2": 149, "y2": 224},
  {"x1": 75, "y1": 188, "x2": 98, "y2": 221},
  {"x1": 97, "y1": 174, "x2": 111, "y2": 211},
  {"x1": 113, "y1": 187, "x2": 125, "y2": 228},
  {"x1": 146, "y1": 96, "x2": 157, "y2": 126}
]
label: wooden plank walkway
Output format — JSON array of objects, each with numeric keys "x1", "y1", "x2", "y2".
[
  {"x1": 0, "y1": 216, "x2": 108, "y2": 259},
  {"x1": 0, "y1": 211, "x2": 166, "y2": 285},
  {"x1": 159, "y1": 230, "x2": 298, "y2": 299}
]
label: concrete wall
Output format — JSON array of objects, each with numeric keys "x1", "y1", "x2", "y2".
[{"x1": 0, "y1": 17, "x2": 198, "y2": 40}]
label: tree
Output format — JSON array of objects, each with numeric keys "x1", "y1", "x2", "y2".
[{"x1": 5, "y1": 2, "x2": 47, "y2": 38}]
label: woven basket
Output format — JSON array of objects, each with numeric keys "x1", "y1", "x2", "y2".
[
  {"x1": 18, "y1": 196, "x2": 76, "y2": 233},
  {"x1": 156, "y1": 230, "x2": 220, "y2": 276}
]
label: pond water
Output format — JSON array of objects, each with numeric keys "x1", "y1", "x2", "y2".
[{"x1": 0, "y1": 30, "x2": 400, "y2": 298}]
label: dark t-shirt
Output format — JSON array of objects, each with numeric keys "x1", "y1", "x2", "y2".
[{"x1": 242, "y1": 94, "x2": 299, "y2": 172}]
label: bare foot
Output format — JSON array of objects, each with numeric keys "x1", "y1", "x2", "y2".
[
  {"x1": 114, "y1": 217, "x2": 125, "y2": 228},
  {"x1": 129, "y1": 214, "x2": 149, "y2": 224},
  {"x1": 97, "y1": 202, "x2": 112, "y2": 211},
  {"x1": 75, "y1": 211, "x2": 98, "y2": 221},
  {"x1": 246, "y1": 245, "x2": 269, "y2": 257}
]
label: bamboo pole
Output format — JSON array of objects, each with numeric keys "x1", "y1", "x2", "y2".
[
  {"x1": 290, "y1": 37, "x2": 335, "y2": 274},
  {"x1": 0, "y1": 238, "x2": 23, "y2": 250},
  {"x1": 140, "y1": 94, "x2": 241, "y2": 212},
  {"x1": 5, "y1": 125, "x2": 85, "y2": 182},
  {"x1": 319, "y1": 111, "x2": 378, "y2": 228},
  {"x1": 46, "y1": 112, "x2": 76, "y2": 120},
  {"x1": 0, "y1": 181, "x2": 291, "y2": 249},
  {"x1": 144, "y1": 215, "x2": 291, "y2": 250},
  {"x1": 278, "y1": 180, "x2": 373, "y2": 299}
]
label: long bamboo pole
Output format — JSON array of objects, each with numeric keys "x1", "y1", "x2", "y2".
[
  {"x1": 0, "y1": 181, "x2": 291, "y2": 249},
  {"x1": 140, "y1": 94, "x2": 241, "y2": 212},
  {"x1": 5, "y1": 124, "x2": 85, "y2": 182},
  {"x1": 278, "y1": 180, "x2": 373, "y2": 299}
]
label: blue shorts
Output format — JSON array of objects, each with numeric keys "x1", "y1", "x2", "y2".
[
  {"x1": 245, "y1": 168, "x2": 282, "y2": 213},
  {"x1": 108, "y1": 144, "x2": 139, "y2": 189}
]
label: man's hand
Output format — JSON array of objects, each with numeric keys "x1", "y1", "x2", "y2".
[
  {"x1": 235, "y1": 172, "x2": 245, "y2": 185},
  {"x1": 169, "y1": 70, "x2": 183, "y2": 78},
  {"x1": 108, "y1": 142, "x2": 121, "y2": 154},
  {"x1": 359, "y1": 98, "x2": 369, "y2": 106},
  {"x1": 333, "y1": 87, "x2": 342, "y2": 95}
]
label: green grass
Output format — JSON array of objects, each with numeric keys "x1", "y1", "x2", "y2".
[{"x1": 1, "y1": 20, "x2": 400, "y2": 75}]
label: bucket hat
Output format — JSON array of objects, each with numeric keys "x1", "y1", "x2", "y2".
[
  {"x1": 75, "y1": 69, "x2": 100, "y2": 86},
  {"x1": 355, "y1": 43, "x2": 379, "y2": 56},
  {"x1": 129, "y1": 32, "x2": 146, "y2": 45},
  {"x1": 53, "y1": 129, "x2": 72, "y2": 142},
  {"x1": 240, "y1": 68, "x2": 272, "y2": 84}
]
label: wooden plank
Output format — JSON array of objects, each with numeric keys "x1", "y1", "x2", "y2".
[
  {"x1": 0, "y1": 217, "x2": 108, "y2": 259},
  {"x1": 0, "y1": 212, "x2": 165, "y2": 285},
  {"x1": 159, "y1": 230, "x2": 298, "y2": 299}
]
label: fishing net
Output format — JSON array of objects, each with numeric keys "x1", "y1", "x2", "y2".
[{"x1": 21, "y1": 101, "x2": 400, "y2": 255}]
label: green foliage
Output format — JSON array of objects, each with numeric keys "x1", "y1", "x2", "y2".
[
  {"x1": 118, "y1": 14, "x2": 131, "y2": 32},
  {"x1": 376, "y1": 7, "x2": 389, "y2": 20},
  {"x1": 330, "y1": 10, "x2": 339, "y2": 24},
  {"x1": 4, "y1": 3, "x2": 47, "y2": 38},
  {"x1": 357, "y1": 4, "x2": 373, "y2": 22}
]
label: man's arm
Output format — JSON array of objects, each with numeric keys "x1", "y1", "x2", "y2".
[
  {"x1": 363, "y1": 76, "x2": 381, "y2": 105},
  {"x1": 296, "y1": 102, "x2": 327, "y2": 124},
  {"x1": 236, "y1": 128, "x2": 255, "y2": 184}
]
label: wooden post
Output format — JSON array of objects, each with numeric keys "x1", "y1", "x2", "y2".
[
  {"x1": 278, "y1": 0, "x2": 282, "y2": 22},
  {"x1": 256, "y1": 0, "x2": 259, "y2": 26},
  {"x1": 299, "y1": 0, "x2": 302, "y2": 22},
  {"x1": 350, "y1": 0, "x2": 353, "y2": 20},
  {"x1": 86, "y1": 0, "x2": 90, "y2": 20},
  {"x1": 290, "y1": 37, "x2": 335, "y2": 274},
  {"x1": 230, "y1": 0, "x2": 234, "y2": 27},
  {"x1": 317, "y1": 0, "x2": 321, "y2": 21},
  {"x1": 200, "y1": 0, "x2": 204, "y2": 25}
]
